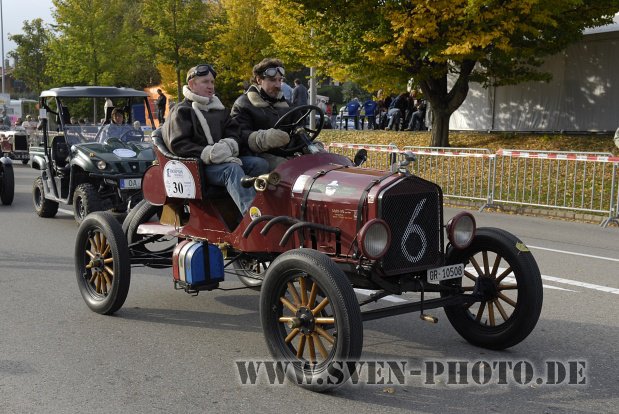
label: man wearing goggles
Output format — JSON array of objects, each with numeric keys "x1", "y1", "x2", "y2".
[
  {"x1": 162, "y1": 64, "x2": 269, "y2": 216},
  {"x1": 231, "y1": 58, "x2": 291, "y2": 170}
]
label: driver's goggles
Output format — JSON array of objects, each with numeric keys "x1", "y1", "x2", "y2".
[
  {"x1": 262, "y1": 67, "x2": 285, "y2": 78},
  {"x1": 187, "y1": 64, "x2": 217, "y2": 81}
]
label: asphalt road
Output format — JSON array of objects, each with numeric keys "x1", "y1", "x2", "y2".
[{"x1": 1, "y1": 164, "x2": 618, "y2": 413}]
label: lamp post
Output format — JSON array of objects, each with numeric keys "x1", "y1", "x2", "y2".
[{"x1": 0, "y1": 0, "x2": 4, "y2": 94}]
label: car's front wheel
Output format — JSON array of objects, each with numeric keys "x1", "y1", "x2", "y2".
[
  {"x1": 443, "y1": 227, "x2": 543, "y2": 350},
  {"x1": 73, "y1": 183, "x2": 104, "y2": 225},
  {"x1": 260, "y1": 249, "x2": 363, "y2": 391},
  {"x1": 0, "y1": 163, "x2": 14, "y2": 205},
  {"x1": 33, "y1": 176, "x2": 58, "y2": 217}
]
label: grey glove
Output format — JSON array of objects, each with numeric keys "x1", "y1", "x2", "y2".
[
  {"x1": 248, "y1": 128, "x2": 290, "y2": 153},
  {"x1": 201, "y1": 142, "x2": 231, "y2": 164}
]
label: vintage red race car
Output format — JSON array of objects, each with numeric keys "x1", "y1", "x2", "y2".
[{"x1": 74, "y1": 105, "x2": 543, "y2": 391}]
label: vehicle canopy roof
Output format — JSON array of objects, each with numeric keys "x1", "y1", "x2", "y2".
[{"x1": 40, "y1": 86, "x2": 148, "y2": 99}]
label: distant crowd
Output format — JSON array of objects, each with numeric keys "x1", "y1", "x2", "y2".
[{"x1": 329, "y1": 90, "x2": 429, "y2": 132}]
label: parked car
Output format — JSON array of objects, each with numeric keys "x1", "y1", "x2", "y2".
[
  {"x1": 29, "y1": 86, "x2": 156, "y2": 224},
  {"x1": 74, "y1": 105, "x2": 543, "y2": 391},
  {"x1": 0, "y1": 155, "x2": 14, "y2": 205},
  {"x1": 0, "y1": 127, "x2": 30, "y2": 164}
]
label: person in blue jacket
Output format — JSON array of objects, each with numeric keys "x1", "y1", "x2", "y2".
[{"x1": 345, "y1": 98, "x2": 361, "y2": 130}]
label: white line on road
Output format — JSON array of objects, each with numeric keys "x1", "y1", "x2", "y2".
[
  {"x1": 528, "y1": 245, "x2": 619, "y2": 263},
  {"x1": 59, "y1": 208, "x2": 73, "y2": 216},
  {"x1": 541, "y1": 275, "x2": 619, "y2": 295}
]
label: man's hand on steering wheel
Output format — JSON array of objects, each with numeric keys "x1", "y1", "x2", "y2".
[{"x1": 268, "y1": 104, "x2": 325, "y2": 156}]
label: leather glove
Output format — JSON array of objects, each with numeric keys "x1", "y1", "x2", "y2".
[{"x1": 248, "y1": 128, "x2": 290, "y2": 153}]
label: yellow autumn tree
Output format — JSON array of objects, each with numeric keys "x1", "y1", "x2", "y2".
[{"x1": 262, "y1": 0, "x2": 619, "y2": 146}]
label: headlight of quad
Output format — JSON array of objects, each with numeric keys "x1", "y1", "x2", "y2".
[
  {"x1": 446, "y1": 212, "x2": 476, "y2": 249},
  {"x1": 357, "y1": 219, "x2": 391, "y2": 260},
  {"x1": 96, "y1": 160, "x2": 107, "y2": 170}
]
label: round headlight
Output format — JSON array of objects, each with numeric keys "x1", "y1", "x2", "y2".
[
  {"x1": 357, "y1": 219, "x2": 391, "y2": 260},
  {"x1": 446, "y1": 212, "x2": 476, "y2": 249},
  {"x1": 96, "y1": 160, "x2": 107, "y2": 170}
]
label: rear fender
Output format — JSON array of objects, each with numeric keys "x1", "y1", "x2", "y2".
[{"x1": 142, "y1": 163, "x2": 166, "y2": 205}]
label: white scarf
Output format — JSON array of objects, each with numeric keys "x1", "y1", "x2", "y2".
[{"x1": 183, "y1": 85, "x2": 225, "y2": 145}]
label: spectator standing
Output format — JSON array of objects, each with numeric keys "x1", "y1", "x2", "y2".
[
  {"x1": 291, "y1": 78, "x2": 308, "y2": 107},
  {"x1": 155, "y1": 89, "x2": 167, "y2": 125},
  {"x1": 385, "y1": 93, "x2": 408, "y2": 131},
  {"x1": 330, "y1": 102, "x2": 338, "y2": 129},
  {"x1": 281, "y1": 78, "x2": 293, "y2": 104},
  {"x1": 345, "y1": 98, "x2": 361, "y2": 130},
  {"x1": 103, "y1": 98, "x2": 114, "y2": 119},
  {"x1": 363, "y1": 98, "x2": 378, "y2": 130}
]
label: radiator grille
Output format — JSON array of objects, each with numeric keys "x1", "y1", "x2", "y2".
[
  {"x1": 378, "y1": 176, "x2": 444, "y2": 275},
  {"x1": 14, "y1": 134, "x2": 28, "y2": 151}
]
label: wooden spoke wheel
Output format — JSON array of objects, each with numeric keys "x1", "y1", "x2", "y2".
[
  {"x1": 443, "y1": 227, "x2": 543, "y2": 350},
  {"x1": 260, "y1": 249, "x2": 363, "y2": 392},
  {"x1": 75, "y1": 212, "x2": 130, "y2": 315}
]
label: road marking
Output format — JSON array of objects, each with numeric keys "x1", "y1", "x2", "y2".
[
  {"x1": 59, "y1": 208, "x2": 73, "y2": 216},
  {"x1": 528, "y1": 245, "x2": 619, "y2": 263},
  {"x1": 541, "y1": 275, "x2": 619, "y2": 295}
]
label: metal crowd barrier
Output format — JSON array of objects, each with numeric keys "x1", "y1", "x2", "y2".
[
  {"x1": 326, "y1": 143, "x2": 619, "y2": 227},
  {"x1": 495, "y1": 149, "x2": 619, "y2": 227},
  {"x1": 401, "y1": 146, "x2": 495, "y2": 205}
]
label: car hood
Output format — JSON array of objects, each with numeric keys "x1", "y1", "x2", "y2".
[{"x1": 74, "y1": 142, "x2": 155, "y2": 162}]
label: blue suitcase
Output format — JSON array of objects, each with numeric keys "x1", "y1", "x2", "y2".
[{"x1": 173, "y1": 240, "x2": 224, "y2": 291}]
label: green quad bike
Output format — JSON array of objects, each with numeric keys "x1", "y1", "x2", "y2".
[{"x1": 29, "y1": 86, "x2": 156, "y2": 224}]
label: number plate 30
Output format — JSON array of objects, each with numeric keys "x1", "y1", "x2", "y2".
[{"x1": 163, "y1": 160, "x2": 196, "y2": 199}]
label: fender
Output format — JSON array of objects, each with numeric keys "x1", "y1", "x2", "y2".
[{"x1": 30, "y1": 154, "x2": 47, "y2": 170}]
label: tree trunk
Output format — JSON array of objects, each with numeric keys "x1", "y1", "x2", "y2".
[
  {"x1": 418, "y1": 59, "x2": 477, "y2": 148},
  {"x1": 430, "y1": 109, "x2": 450, "y2": 147}
]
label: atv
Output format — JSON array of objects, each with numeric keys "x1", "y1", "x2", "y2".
[{"x1": 29, "y1": 86, "x2": 156, "y2": 224}]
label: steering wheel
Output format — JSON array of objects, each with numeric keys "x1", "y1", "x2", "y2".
[
  {"x1": 270, "y1": 104, "x2": 325, "y2": 156},
  {"x1": 105, "y1": 137, "x2": 128, "y2": 147}
]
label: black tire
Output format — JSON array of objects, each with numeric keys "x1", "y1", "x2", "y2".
[
  {"x1": 122, "y1": 198, "x2": 148, "y2": 235},
  {"x1": 232, "y1": 258, "x2": 269, "y2": 290},
  {"x1": 1, "y1": 163, "x2": 14, "y2": 205},
  {"x1": 73, "y1": 183, "x2": 104, "y2": 225},
  {"x1": 125, "y1": 199, "x2": 175, "y2": 263},
  {"x1": 22, "y1": 159, "x2": 29, "y2": 165},
  {"x1": 260, "y1": 249, "x2": 363, "y2": 392},
  {"x1": 443, "y1": 227, "x2": 543, "y2": 350},
  {"x1": 74, "y1": 211, "x2": 131, "y2": 315},
  {"x1": 32, "y1": 176, "x2": 59, "y2": 217}
]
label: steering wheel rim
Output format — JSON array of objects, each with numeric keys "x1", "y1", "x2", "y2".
[{"x1": 270, "y1": 104, "x2": 325, "y2": 156}]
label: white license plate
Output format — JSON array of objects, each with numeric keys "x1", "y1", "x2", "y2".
[
  {"x1": 120, "y1": 178, "x2": 141, "y2": 189},
  {"x1": 427, "y1": 263, "x2": 464, "y2": 284}
]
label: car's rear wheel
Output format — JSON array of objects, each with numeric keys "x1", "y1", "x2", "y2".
[
  {"x1": 233, "y1": 258, "x2": 269, "y2": 290},
  {"x1": 75, "y1": 212, "x2": 130, "y2": 315},
  {"x1": 33, "y1": 176, "x2": 58, "y2": 217},
  {"x1": 260, "y1": 249, "x2": 363, "y2": 391},
  {"x1": 0, "y1": 163, "x2": 14, "y2": 205},
  {"x1": 125, "y1": 199, "x2": 175, "y2": 267},
  {"x1": 73, "y1": 183, "x2": 104, "y2": 225},
  {"x1": 443, "y1": 227, "x2": 543, "y2": 350}
]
